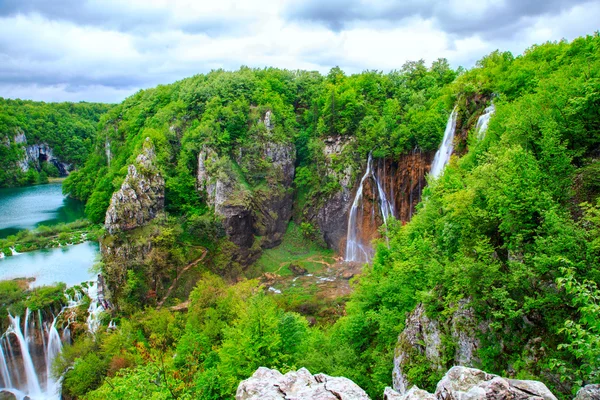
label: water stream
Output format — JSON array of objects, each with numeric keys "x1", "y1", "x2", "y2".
[
  {"x1": 430, "y1": 107, "x2": 458, "y2": 179},
  {"x1": 0, "y1": 280, "x2": 106, "y2": 399},
  {"x1": 345, "y1": 153, "x2": 395, "y2": 263},
  {"x1": 475, "y1": 103, "x2": 495, "y2": 140}
]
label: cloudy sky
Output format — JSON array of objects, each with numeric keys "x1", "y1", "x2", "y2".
[{"x1": 1, "y1": 0, "x2": 599, "y2": 103}]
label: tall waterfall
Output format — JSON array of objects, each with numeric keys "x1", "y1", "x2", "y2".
[
  {"x1": 0, "y1": 280, "x2": 106, "y2": 400},
  {"x1": 430, "y1": 107, "x2": 458, "y2": 179},
  {"x1": 345, "y1": 153, "x2": 395, "y2": 263},
  {"x1": 475, "y1": 103, "x2": 495, "y2": 140}
]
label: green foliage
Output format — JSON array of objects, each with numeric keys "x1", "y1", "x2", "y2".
[{"x1": 0, "y1": 98, "x2": 110, "y2": 187}]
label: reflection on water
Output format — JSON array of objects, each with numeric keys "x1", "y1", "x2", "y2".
[
  {"x1": 0, "y1": 183, "x2": 85, "y2": 238},
  {"x1": 0, "y1": 242, "x2": 99, "y2": 287}
]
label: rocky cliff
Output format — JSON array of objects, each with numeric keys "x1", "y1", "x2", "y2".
[
  {"x1": 314, "y1": 144, "x2": 435, "y2": 257},
  {"x1": 197, "y1": 110, "x2": 296, "y2": 266},
  {"x1": 104, "y1": 138, "x2": 165, "y2": 235},
  {"x1": 8, "y1": 131, "x2": 72, "y2": 176},
  {"x1": 393, "y1": 302, "x2": 483, "y2": 394}
]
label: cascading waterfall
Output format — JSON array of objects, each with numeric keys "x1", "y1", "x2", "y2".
[
  {"x1": 430, "y1": 107, "x2": 458, "y2": 179},
  {"x1": 345, "y1": 153, "x2": 396, "y2": 263},
  {"x1": 475, "y1": 103, "x2": 495, "y2": 140},
  {"x1": 0, "y1": 279, "x2": 106, "y2": 399}
]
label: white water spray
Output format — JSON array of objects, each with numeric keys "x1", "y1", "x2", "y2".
[
  {"x1": 475, "y1": 103, "x2": 495, "y2": 140},
  {"x1": 0, "y1": 278, "x2": 107, "y2": 399},
  {"x1": 430, "y1": 107, "x2": 458, "y2": 179},
  {"x1": 345, "y1": 153, "x2": 396, "y2": 263}
]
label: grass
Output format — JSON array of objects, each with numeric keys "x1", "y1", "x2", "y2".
[{"x1": 251, "y1": 222, "x2": 335, "y2": 278}]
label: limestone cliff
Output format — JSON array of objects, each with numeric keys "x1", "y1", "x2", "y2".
[
  {"x1": 393, "y1": 302, "x2": 483, "y2": 394},
  {"x1": 314, "y1": 145, "x2": 434, "y2": 256},
  {"x1": 104, "y1": 138, "x2": 165, "y2": 235},
  {"x1": 197, "y1": 110, "x2": 296, "y2": 265},
  {"x1": 315, "y1": 135, "x2": 354, "y2": 252},
  {"x1": 8, "y1": 131, "x2": 72, "y2": 176}
]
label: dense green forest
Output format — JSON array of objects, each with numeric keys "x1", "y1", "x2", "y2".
[
  {"x1": 3, "y1": 33, "x2": 599, "y2": 399},
  {"x1": 0, "y1": 98, "x2": 111, "y2": 187}
]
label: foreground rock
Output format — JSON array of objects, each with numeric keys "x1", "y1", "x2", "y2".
[
  {"x1": 386, "y1": 366, "x2": 557, "y2": 400},
  {"x1": 574, "y1": 385, "x2": 600, "y2": 400},
  {"x1": 236, "y1": 367, "x2": 369, "y2": 400},
  {"x1": 240, "y1": 366, "x2": 567, "y2": 400}
]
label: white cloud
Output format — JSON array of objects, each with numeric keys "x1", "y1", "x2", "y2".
[{"x1": 0, "y1": 0, "x2": 598, "y2": 102}]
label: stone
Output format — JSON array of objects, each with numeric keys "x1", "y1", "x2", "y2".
[
  {"x1": 435, "y1": 366, "x2": 557, "y2": 400},
  {"x1": 236, "y1": 367, "x2": 369, "y2": 400},
  {"x1": 574, "y1": 385, "x2": 600, "y2": 400},
  {"x1": 384, "y1": 386, "x2": 436, "y2": 400},
  {"x1": 393, "y1": 301, "x2": 482, "y2": 394},
  {"x1": 104, "y1": 139, "x2": 165, "y2": 234},
  {"x1": 196, "y1": 113, "x2": 296, "y2": 264}
]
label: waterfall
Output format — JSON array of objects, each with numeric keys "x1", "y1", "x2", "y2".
[
  {"x1": 345, "y1": 153, "x2": 396, "y2": 263},
  {"x1": 430, "y1": 107, "x2": 458, "y2": 179},
  {"x1": 0, "y1": 278, "x2": 106, "y2": 399},
  {"x1": 475, "y1": 103, "x2": 495, "y2": 140},
  {"x1": 7, "y1": 315, "x2": 42, "y2": 397}
]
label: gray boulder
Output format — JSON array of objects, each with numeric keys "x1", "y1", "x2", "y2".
[
  {"x1": 574, "y1": 385, "x2": 600, "y2": 400},
  {"x1": 236, "y1": 367, "x2": 369, "y2": 400},
  {"x1": 435, "y1": 366, "x2": 557, "y2": 400}
]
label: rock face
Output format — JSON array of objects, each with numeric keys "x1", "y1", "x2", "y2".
[
  {"x1": 10, "y1": 131, "x2": 71, "y2": 176},
  {"x1": 315, "y1": 144, "x2": 434, "y2": 255},
  {"x1": 239, "y1": 366, "x2": 560, "y2": 400},
  {"x1": 575, "y1": 385, "x2": 600, "y2": 400},
  {"x1": 435, "y1": 366, "x2": 557, "y2": 400},
  {"x1": 315, "y1": 136, "x2": 354, "y2": 252},
  {"x1": 393, "y1": 302, "x2": 482, "y2": 394},
  {"x1": 197, "y1": 110, "x2": 296, "y2": 265},
  {"x1": 236, "y1": 367, "x2": 369, "y2": 400},
  {"x1": 105, "y1": 139, "x2": 165, "y2": 235}
]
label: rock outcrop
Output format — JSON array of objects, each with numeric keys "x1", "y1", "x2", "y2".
[
  {"x1": 315, "y1": 135, "x2": 354, "y2": 252},
  {"x1": 574, "y1": 385, "x2": 600, "y2": 400},
  {"x1": 236, "y1": 367, "x2": 369, "y2": 400},
  {"x1": 393, "y1": 301, "x2": 483, "y2": 394},
  {"x1": 434, "y1": 366, "x2": 557, "y2": 400},
  {"x1": 196, "y1": 110, "x2": 296, "y2": 265},
  {"x1": 314, "y1": 143, "x2": 434, "y2": 255},
  {"x1": 9, "y1": 131, "x2": 72, "y2": 176},
  {"x1": 240, "y1": 366, "x2": 561, "y2": 400},
  {"x1": 104, "y1": 139, "x2": 165, "y2": 235}
]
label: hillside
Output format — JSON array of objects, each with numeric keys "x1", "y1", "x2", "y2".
[
  {"x1": 5, "y1": 33, "x2": 599, "y2": 399},
  {"x1": 0, "y1": 98, "x2": 111, "y2": 187}
]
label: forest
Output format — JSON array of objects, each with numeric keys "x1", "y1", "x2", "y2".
[
  {"x1": 2, "y1": 33, "x2": 600, "y2": 399},
  {"x1": 0, "y1": 98, "x2": 111, "y2": 187}
]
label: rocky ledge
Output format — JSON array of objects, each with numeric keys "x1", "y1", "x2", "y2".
[
  {"x1": 239, "y1": 366, "x2": 600, "y2": 400},
  {"x1": 236, "y1": 367, "x2": 369, "y2": 400},
  {"x1": 104, "y1": 138, "x2": 165, "y2": 235}
]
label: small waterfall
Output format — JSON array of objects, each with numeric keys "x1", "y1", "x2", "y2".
[
  {"x1": 430, "y1": 107, "x2": 458, "y2": 179},
  {"x1": 0, "y1": 278, "x2": 107, "y2": 399},
  {"x1": 7, "y1": 315, "x2": 42, "y2": 397},
  {"x1": 9, "y1": 247, "x2": 20, "y2": 256},
  {"x1": 345, "y1": 153, "x2": 396, "y2": 263},
  {"x1": 475, "y1": 103, "x2": 495, "y2": 140}
]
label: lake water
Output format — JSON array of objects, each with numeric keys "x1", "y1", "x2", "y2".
[
  {"x1": 0, "y1": 182, "x2": 85, "y2": 238},
  {"x1": 0, "y1": 242, "x2": 99, "y2": 287}
]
